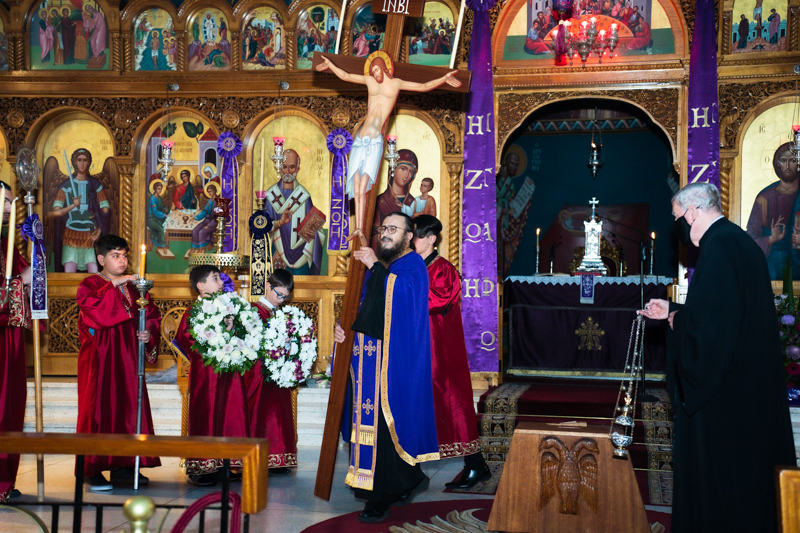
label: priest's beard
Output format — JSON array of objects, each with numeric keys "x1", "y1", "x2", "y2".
[
  {"x1": 377, "y1": 236, "x2": 408, "y2": 264},
  {"x1": 281, "y1": 172, "x2": 298, "y2": 184}
]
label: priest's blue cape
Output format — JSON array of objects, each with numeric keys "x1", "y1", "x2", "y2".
[{"x1": 343, "y1": 250, "x2": 439, "y2": 490}]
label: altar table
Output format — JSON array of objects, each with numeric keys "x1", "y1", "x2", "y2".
[{"x1": 504, "y1": 276, "x2": 668, "y2": 374}]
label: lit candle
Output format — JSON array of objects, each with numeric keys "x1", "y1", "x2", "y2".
[
  {"x1": 386, "y1": 135, "x2": 398, "y2": 142},
  {"x1": 5, "y1": 198, "x2": 16, "y2": 279},
  {"x1": 651, "y1": 231, "x2": 655, "y2": 245},
  {"x1": 139, "y1": 244, "x2": 146, "y2": 279},
  {"x1": 0, "y1": 186, "x2": 5, "y2": 231},
  {"x1": 649, "y1": 232, "x2": 655, "y2": 275},
  {"x1": 259, "y1": 138, "x2": 265, "y2": 192},
  {"x1": 536, "y1": 228, "x2": 540, "y2": 248},
  {"x1": 273, "y1": 137, "x2": 285, "y2": 146}
]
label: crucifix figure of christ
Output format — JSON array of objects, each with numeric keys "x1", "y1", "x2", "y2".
[{"x1": 313, "y1": 51, "x2": 469, "y2": 240}]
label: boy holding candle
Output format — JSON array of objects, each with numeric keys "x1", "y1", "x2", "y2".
[
  {"x1": 175, "y1": 265, "x2": 250, "y2": 486},
  {"x1": 76, "y1": 234, "x2": 161, "y2": 491},
  {"x1": 249, "y1": 269, "x2": 297, "y2": 474},
  {"x1": 0, "y1": 181, "x2": 32, "y2": 502}
]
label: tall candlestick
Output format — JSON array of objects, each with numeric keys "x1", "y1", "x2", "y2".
[
  {"x1": 649, "y1": 232, "x2": 655, "y2": 276},
  {"x1": 0, "y1": 187, "x2": 5, "y2": 231},
  {"x1": 259, "y1": 138, "x2": 265, "y2": 192},
  {"x1": 5, "y1": 198, "x2": 16, "y2": 278},
  {"x1": 139, "y1": 244, "x2": 146, "y2": 279}
]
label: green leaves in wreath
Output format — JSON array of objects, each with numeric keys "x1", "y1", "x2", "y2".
[
  {"x1": 182, "y1": 120, "x2": 205, "y2": 139},
  {"x1": 161, "y1": 122, "x2": 177, "y2": 138}
]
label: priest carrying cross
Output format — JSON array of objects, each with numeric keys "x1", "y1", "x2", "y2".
[{"x1": 311, "y1": 2, "x2": 471, "y2": 510}]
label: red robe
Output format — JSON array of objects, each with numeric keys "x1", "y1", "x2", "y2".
[
  {"x1": 247, "y1": 300, "x2": 297, "y2": 468},
  {"x1": 426, "y1": 254, "x2": 481, "y2": 458},
  {"x1": 76, "y1": 274, "x2": 162, "y2": 477},
  {"x1": 175, "y1": 307, "x2": 249, "y2": 474},
  {"x1": 0, "y1": 239, "x2": 30, "y2": 501}
]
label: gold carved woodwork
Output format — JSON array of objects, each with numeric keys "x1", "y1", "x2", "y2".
[
  {"x1": 497, "y1": 89, "x2": 679, "y2": 162},
  {"x1": 177, "y1": 32, "x2": 186, "y2": 71},
  {"x1": 285, "y1": 29, "x2": 295, "y2": 70},
  {"x1": 114, "y1": 109, "x2": 134, "y2": 130},
  {"x1": 720, "y1": 154, "x2": 734, "y2": 218},
  {"x1": 719, "y1": 81, "x2": 797, "y2": 149},
  {"x1": 721, "y1": 11, "x2": 733, "y2": 56},
  {"x1": 110, "y1": 31, "x2": 123, "y2": 72},
  {"x1": 446, "y1": 161, "x2": 462, "y2": 271},
  {"x1": 331, "y1": 107, "x2": 351, "y2": 128},
  {"x1": 116, "y1": 162, "x2": 137, "y2": 247},
  {"x1": 122, "y1": 33, "x2": 133, "y2": 73},
  {"x1": 333, "y1": 255, "x2": 349, "y2": 277},
  {"x1": 334, "y1": 293, "x2": 344, "y2": 324},
  {"x1": 46, "y1": 298, "x2": 81, "y2": 354},
  {"x1": 539, "y1": 436, "x2": 599, "y2": 515},
  {"x1": 0, "y1": 94, "x2": 462, "y2": 158},
  {"x1": 6, "y1": 109, "x2": 24, "y2": 128},
  {"x1": 222, "y1": 109, "x2": 241, "y2": 129},
  {"x1": 790, "y1": 6, "x2": 800, "y2": 51},
  {"x1": 15, "y1": 33, "x2": 24, "y2": 72}
]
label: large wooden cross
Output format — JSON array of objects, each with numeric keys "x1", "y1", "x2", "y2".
[{"x1": 312, "y1": 3, "x2": 471, "y2": 501}]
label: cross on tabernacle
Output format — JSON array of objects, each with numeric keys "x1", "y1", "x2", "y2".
[{"x1": 590, "y1": 197, "x2": 599, "y2": 219}]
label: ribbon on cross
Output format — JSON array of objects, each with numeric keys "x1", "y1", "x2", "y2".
[{"x1": 326, "y1": 129, "x2": 353, "y2": 255}]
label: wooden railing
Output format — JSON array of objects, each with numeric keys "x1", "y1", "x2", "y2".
[{"x1": 0, "y1": 432, "x2": 269, "y2": 514}]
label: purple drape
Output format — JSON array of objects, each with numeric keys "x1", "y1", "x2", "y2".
[
  {"x1": 461, "y1": 0, "x2": 498, "y2": 373},
  {"x1": 687, "y1": 0, "x2": 719, "y2": 187},
  {"x1": 217, "y1": 132, "x2": 242, "y2": 252}
]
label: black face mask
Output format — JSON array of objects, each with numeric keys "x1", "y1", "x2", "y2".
[{"x1": 673, "y1": 210, "x2": 692, "y2": 246}]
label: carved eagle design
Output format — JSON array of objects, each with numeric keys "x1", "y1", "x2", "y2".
[{"x1": 539, "y1": 436, "x2": 599, "y2": 515}]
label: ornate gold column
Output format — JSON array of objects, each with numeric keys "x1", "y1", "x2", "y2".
[
  {"x1": 285, "y1": 30, "x2": 296, "y2": 70},
  {"x1": 231, "y1": 32, "x2": 241, "y2": 71},
  {"x1": 122, "y1": 32, "x2": 133, "y2": 72},
  {"x1": 447, "y1": 161, "x2": 462, "y2": 271},
  {"x1": 14, "y1": 33, "x2": 26, "y2": 71},
  {"x1": 333, "y1": 255, "x2": 349, "y2": 277},
  {"x1": 116, "y1": 161, "x2": 137, "y2": 247},
  {"x1": 6, "y1": 33, "x2": 18, "y2": 71},
  {"x1": 719, "y1": 150, "x2": 736, "y2": 219},
  {"x1": 110, "y1": 31, "x2": 123, "y2": 72},
  {"x1": 177, "y1": 32, "x2": 187, "y2": 71},
  {"x1": 789, "y1": 5, "x2": 800, "y2": 51}
]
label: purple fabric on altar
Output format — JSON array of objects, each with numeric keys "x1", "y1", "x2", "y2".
[
  {"x1": 686, "y1": 0, "x2": 719, "y2": 187},
  {"x1": 504, "y1": 279, "x2": 668, "y2": 372},
  {"x1": 461, "y1": 0, "x2": 498, "y2": 373}
]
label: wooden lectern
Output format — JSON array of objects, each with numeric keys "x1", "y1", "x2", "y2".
[{"x1": 487, "y1": 422, "x2": 650, "y2": 533}]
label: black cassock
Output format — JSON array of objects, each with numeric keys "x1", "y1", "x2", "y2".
[{"x1": 667, "y1": 218, "x2": 795, "y2": 533}]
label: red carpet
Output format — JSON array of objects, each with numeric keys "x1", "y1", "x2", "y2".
[{"x1": 300, "y1": 498, "x2": 671, "y2": 532}]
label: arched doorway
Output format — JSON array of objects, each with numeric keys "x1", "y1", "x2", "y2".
[{"x1": 498, "y1": 98, "x2": 677, "y2": 279}]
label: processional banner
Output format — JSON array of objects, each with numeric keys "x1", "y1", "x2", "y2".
[
  {"x1": 461, "y1": 0, "x2": 498, "y2": 373},
  {"x1": 687, "y1": 0, "x2": 719, "y2": 187},
  {"x1": 217, "y1": 132, "x2": 241, "y2": 252}
]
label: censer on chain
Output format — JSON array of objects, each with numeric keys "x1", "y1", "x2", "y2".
[{"x1": 609, "y1": 314, "x2": 646, "y2": 458}]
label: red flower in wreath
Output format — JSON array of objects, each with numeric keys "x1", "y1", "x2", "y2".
[{"x1": 787, "y1": 362, "x2": 800, "y2": 376}]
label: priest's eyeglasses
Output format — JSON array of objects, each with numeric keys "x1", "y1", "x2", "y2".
[{"x1": 376, "y1": 225, "x2": 405, "y2": 235}]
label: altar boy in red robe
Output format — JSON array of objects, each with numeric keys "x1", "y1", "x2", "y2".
[
  {"x1": 249, "y1": 269, "x2": 297, "y2": 473},
  {"x1": 0, "y1": 181, "x2": 32, "y2": 502},
  {"x1": 176, "y1": 265, "x2": 250, "y2": 486},
  {"x1": 413, "y1": 215, "x2": 490, "y2": 489},
  {"x1": 76, "y1": 235, "x2": 161, "y2": 491}
]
